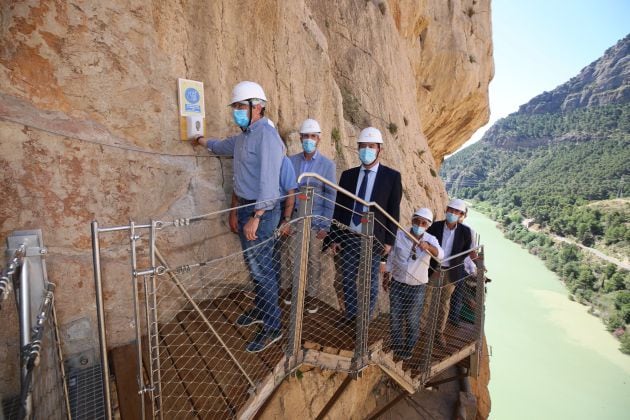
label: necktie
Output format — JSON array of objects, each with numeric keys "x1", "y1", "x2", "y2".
[{"x1": 352, "y1": 169, "x2": 370, "y2": 226}]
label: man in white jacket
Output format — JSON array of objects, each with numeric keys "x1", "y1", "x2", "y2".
[{"x1": 383, "y1": 208, "x2": 443, "y2": 360}]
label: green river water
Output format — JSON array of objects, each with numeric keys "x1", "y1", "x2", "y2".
[{"x1": 466, "y1": 209, "x2": 630, "y2": 420}]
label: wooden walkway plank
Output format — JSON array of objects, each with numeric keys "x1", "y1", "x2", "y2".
[
  {"x1": 139, "y1": 334, "x2": 200, "y2": 419},
  {"x1": 111, "y1": 343, "x2": 152, "y2": 420},
  {"x1": 174, "y1": 310, "x2": 253, "y2": 413},
  {"x1": 159, "y1": 321, "x2": 234, "y2": 418}
]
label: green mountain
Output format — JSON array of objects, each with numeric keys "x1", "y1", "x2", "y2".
[
  {"x1": 441, "y1": 34, "x2": 630, "y2": 353},
  {"x1": 442, "y1": 34, "x2": 629, "y2": 244}
]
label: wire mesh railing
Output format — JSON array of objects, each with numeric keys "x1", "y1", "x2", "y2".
[
  {"x1": 1, "y1": 232, "x2": 71, "y2": 420},
  {"x1": 92, "y1": 184, "x2": 487, "y2": 418}
]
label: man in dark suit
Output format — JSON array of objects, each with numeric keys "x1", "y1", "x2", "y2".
[
  {"x1": 424, "y1": 198, "x2": 474, "y2": 347},
  {"x1": 328, "y1": 127, "x2": 402, "y2": 324}
]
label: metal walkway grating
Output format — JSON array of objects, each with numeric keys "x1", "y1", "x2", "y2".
[{"x1": 67, "y1": 364, "x2": 106, "y2": 420}]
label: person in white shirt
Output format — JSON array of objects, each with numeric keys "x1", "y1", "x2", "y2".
[{"x1": 383, "y1": 208, "x2": 443, "y2": 360}]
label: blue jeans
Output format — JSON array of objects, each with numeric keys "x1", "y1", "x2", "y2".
[
  {"x1": 237, "y1": 205, "x2": 281, "y2": 331},
  {"x1": 389, "y1": 280, "x2": 426, "y2": 356},
  {"x1": 339, "y1": 233, "x2": 382, "y2": 320}
]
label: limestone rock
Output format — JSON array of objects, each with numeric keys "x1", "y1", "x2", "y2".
[{"x1": 0, "y1": 0, "x2": 492, "y2": 403}]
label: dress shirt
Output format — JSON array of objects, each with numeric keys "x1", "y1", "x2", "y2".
[
  {"x1": 441, "y1": 223, "x2": 457, "y2": 266},
  {"x1": 386, "y1": 229, "x2": 443, "y2": 285},
  {"x1": 280, "y1": 156, "x2": 298, "y2": 196},
  {"x1": 206, "y1": 117, "x2": 285, "y2": 210},
  {"x1": 350, "y1": 163, "x2": 380, "y2": 233},
  {"x1": 289, "y1": 150, "x2": 336, "y2": 231}
]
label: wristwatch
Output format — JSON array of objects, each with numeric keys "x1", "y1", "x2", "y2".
[
  {"x1": 283, "y1": 216, "x2": 291, "y2": 222},
  {"x1": 252, "y1": 213, "x2": 263, "y2": 219}
]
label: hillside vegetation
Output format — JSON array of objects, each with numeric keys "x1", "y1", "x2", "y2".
[{"x1": 441, "y1": 35, "x2": 630, "y2": 354}]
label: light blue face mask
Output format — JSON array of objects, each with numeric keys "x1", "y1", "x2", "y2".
[
  {"x1": 232, "y1": 109, "x2": 250, "y2": 128},
  {"x1": 302, "y1": 139, "x2": 317, "y2": 153},
  {"x1": 359, "y1": 148, "x2": 377, "y2": 165},
  {"x1": 412, "y1": 225, "x2": 426, "y2": 236},
  {"x1": 446, "y1": 212, "x2": 459, "y2": 224}
]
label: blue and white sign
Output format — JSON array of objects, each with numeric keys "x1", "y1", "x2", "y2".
[{"x1": 184, "y1": 87, "x2": 200, "y2": 104}]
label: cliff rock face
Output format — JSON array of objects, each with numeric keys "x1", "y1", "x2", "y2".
[
  {"x1": 0, "y1": 0, "x2": 492, "y2": 412},
  {"x1": 518, "y1": 34, "x2": 629, "y2": 115}
]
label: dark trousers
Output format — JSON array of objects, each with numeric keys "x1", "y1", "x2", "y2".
[{"x1": 339, "y1": 233, "x2": 382, "y2": 320}]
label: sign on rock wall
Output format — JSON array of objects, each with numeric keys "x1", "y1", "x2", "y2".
[{"x1": 178, "y1": 78, "x2": 205, "y2": 141}]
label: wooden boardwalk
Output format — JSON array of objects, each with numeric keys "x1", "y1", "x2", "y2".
[{"x1": 112, "y1": 291, "x2": 479, "y2": 419}]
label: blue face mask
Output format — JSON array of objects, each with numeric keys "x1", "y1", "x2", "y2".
[
  {"x1": 359, "y1": 148, "x2": 377, "y2": 165},
  {"x1": 232, "y1": 109, "x2": 250, "y2": 128},
  {"x1": 412, "y1": 225, "x2": 425, "y2": 236},
  {"x1": 446, "y1": 212, "x2": 459, "y2": 224},
  {"x1": 302, "y1": 139, "x2": 317, "y2": 154}
]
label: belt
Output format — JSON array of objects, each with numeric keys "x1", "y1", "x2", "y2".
[{"x1": 237, "y1": 196, "x2": 256, "y2": 205}]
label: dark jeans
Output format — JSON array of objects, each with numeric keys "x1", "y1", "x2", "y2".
[
  {"x1": 448, "y1": 280, "x2": 465, "y2": 323},
  {"x1": 237, "y1": 205, "x2": 281, "y2": 331},
  {"x1": 389, "y1": 280, "x2": 426, "y2": 356},
  {"x1": 339, "y1": 233, "x2": 382, "y2": 320}
]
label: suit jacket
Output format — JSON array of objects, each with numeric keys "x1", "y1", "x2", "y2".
[
  {"x1": 329, "y1": 164, "x2": 402, "y2": 247},
  {"x1": 427, "y1": 220, "x2": 473, "y2": 281}
]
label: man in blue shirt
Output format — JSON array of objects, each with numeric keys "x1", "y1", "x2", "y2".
[
  {"x1": 284, "y1": 119, "x2": 337, "y2": 313},
  {"x1": 193, "y1": 81, "x2": 285, "y2": 353}
]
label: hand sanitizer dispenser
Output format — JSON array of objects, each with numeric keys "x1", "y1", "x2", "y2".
[{"x1": 186, "y1": 115, "x2": 204, "y2": 139}]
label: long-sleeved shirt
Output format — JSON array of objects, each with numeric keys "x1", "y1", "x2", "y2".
[
  {"x1": 386, "y1": 228, "x2": 444, "y2": 286},
  {"x1": 280, "y1": 156, "x2": 298, "y2": 195},
  {"x1": 207, "y1": 117, "x2": 285, "y2": 210},
  {"x1": 289, "y1": 150, "x2": 337, "y2": 231}
]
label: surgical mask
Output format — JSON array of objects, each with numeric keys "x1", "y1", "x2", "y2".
[
  {"x1": 232, "y1": 109, "x2": 250, "y2": 128},
  {"x1": 359, "y1": 148, "x2": 377, "y2": 165},
  {"x1": 446, "y1": 212, "x2": 459, "y2": 224},
  {"x1": 411, "y1": 225, "x2": 425, "y2": 236},
  {"x1": 302, "y1": 139, "x2": 317, "y2": 153}
]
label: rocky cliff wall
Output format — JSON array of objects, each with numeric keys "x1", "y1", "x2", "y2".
[{"x1": 0, "y1": 0, "x2": 493, "y2": 408}]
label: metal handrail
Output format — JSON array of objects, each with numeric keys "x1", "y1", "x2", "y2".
[{"x1": 297, "y1": 172, "x2": 482, "y2": 263}]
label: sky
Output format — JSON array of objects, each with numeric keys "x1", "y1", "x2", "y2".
[{"x1": 455, "y1": 0, "x2": 630, "y2": 152}]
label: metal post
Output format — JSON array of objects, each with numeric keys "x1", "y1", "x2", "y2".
[
  {"x1": 129, "y1": 221, "x2": 146, "y2": 420},
  {"x1": 353, "y1": 211, "x2": 374, "y2": 372},
  {"x1": 286, "y1": 186, "x2": 314, "y2": 370},
  {"x1": 91, "y1": 221, "x2": 113, "y2": 420},
  {"x1": 18, "y1": 258, "x2": 32, "y2": 417},
  {"x1": 149, "y1": 220, "x2": 163, "y2": 419},
  {"x1": 469, "y1": 246, "x2": 486, "y2": 377}
]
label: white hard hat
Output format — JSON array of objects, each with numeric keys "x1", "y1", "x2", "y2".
[
  {"x1": 413, "y1": 208, "x2": 433, "y2": 223},
  {"x1": 357, "y1": 127, "x2": 384, "y2": 144},
  {"x1": 299, "y1": 118, "x2": 321, "y2": 134},
  {"x1": 447, "y1": 198, "x2": 467, "y2": 213},
  {"x1": 230, "y1": 81, "x2": 267, "y2": 104}
]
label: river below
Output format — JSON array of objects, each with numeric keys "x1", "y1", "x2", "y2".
[{"x1": 466, "y1": 209, "x2": 630, "y2": 420}]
